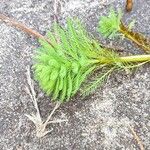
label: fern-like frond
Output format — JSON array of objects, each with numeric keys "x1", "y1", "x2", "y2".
[
  {"x1": 98, "y1": 8, "x2": 122, "y2": 38},
  {"x1": 33, "y1": 19, "x2": 150, "y2": 102},
  {"x1": 81, "y1": 67, "x2": 115, "y2": 96},
  {"x1": 33, "y1": 19, "x2": 106, "y2": 102}
]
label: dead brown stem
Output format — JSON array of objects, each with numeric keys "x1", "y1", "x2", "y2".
[
  {"x1": 126, "y1": 0, "x2": 133, "y2": 12},
  {"x1": 119, "y1": 22, "x2": 150, "y2": 53},
  {"x1": 0, "y1": 14, "x2": 53, "y2": 46}
]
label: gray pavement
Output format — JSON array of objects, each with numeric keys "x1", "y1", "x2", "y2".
[{"x1": 0, "y1": 0, "x2": 150, "y2": 149}]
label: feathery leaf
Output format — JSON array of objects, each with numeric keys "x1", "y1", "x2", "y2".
[{"x1": 33, "y1": 19, "x2": 150, "y2": 102}]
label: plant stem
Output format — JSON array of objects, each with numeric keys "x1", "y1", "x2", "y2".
[
  {"x1": 126, "y1": 0, "x2": 133, "y2": 12},
  {"x1": 120, "y1": 54, "x2": 150, "y2": 63},
  {"x1": 119, "y1": 22, "x2": 150, "y2": 53},
  {"x1": 44, "y1": 102, "x2": 61, "y2": 126},
  {"x1": 129, "y1": 125, "x2": 144, "y2": 150},
  {"x1": 0, "y1": 14, "x2": 53, "y2": 46},
  {"x1": 93, "y1": 54, "x2": 150, "y2": 64}
]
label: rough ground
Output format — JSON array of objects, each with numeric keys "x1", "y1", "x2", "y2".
[{"x1": 0, "y1": 0, "x2": 150, "y2": 150}]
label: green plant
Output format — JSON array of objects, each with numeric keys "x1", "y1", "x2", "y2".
[
  {"x1": 98, "y1": 9, "x2": 150, "y2": 53},
  {"x1": 33, "y1": 19, "x2": 150, "y2": 102}
]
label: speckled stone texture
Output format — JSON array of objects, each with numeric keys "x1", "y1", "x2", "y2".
[{"x1": 0, "y1": 0, "x2": 150, "y2": 150}]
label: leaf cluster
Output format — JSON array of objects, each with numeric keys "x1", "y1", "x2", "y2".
[
  {"x1": 98, "y1": 9, "x2": 150, "y2": 52},
  {"x1": 33, "y1": 14, "x2": 150, "y2": 103},
  {"x1": 33, "y1": 19, "x2": 114, "y2": 102},
  {"x1": 98, "y1": 8, "x2": 122, "y2": 38}
]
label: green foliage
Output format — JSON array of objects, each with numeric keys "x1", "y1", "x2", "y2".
[
  {"x1": 81, "y1": 67, "x2": 115, "y2": 96},
  {"x1": 98, "y1": 8, "x2": 150, "y2": 52},
  {"x1": 33, "y1": 18, "x2": 150, "y2": 102},
  {"x1": 33, "y1": 19, "x2": 107, "y2": 102},
  {"x1": 98, "y1": 8, "x2": 122, "y2": 38}
]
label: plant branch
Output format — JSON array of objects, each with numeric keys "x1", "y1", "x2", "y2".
[
  {"x1": 0, "y1": 14, "x2": 53, "y2": 46},
  {"x1": 48, "y1": 119, "x2": 68, "y2": 124},
  {"x1": 119, "y1": 22, "x2": 150, "y2": 53},
  {"x1": 98, "y1": 9, "x2": 150, "y2": 53},
  {"x1": 26, "y1": 66, "x2": 41, "y2": 119},
  {"x1": 126, "y1": 0, "x2": 133, "y2": 12},
  {"x1": 94, "y1": 54, "x2": 150, "y2": 64},
  {"x1": 120, "y1": 54, "x2": 150, "y2": 63},
  {"x1": 129, "y1": 125, "x2": 144, "y2": 150},
  {"x1": 53, "y1": 0, "x2": 59, "y2": 23},
  {"x1": 44, "y1": 102, "x2": 61, "y2": 126},
  {"x1": 25, "y1": 66, "x2": 67, "y2": 138}
]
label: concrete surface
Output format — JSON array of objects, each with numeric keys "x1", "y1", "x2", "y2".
[{"x1": 0, "y1": 0, "x2": 150, "y2": 149}]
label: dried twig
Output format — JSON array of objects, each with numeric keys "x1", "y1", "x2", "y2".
[
  {"x1": 43, "y1": 102, "x2": 61, "y2": 126},
  {"x1": 48, "y1": 119, "x2": 68, "y2": 124},
  {"x1": 126, "y1": 0, "x2": 133, "y2": 12},
  {"x1": 53, "y1": 0, "x2": 62, "y2": 44},
  {"x1": 25, "y1": 66, "x2": 67, "y2": 138},
  {"x1": 129, "y1": 125, "x2": 144, "y2": 150},
  {"x1": 53, "y1": 0, "x2": 59, "y2": 23},
  {"x1": 0, "y1": 14, "x2": 53, "y2": 46}
]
